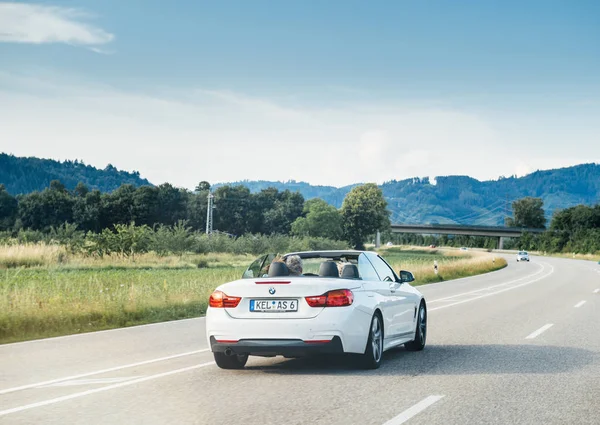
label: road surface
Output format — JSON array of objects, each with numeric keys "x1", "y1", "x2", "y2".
[{"x1": 1, "y1": 255, "x2": 599, "y2": 424}]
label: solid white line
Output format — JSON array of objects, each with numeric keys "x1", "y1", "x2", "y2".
[
  {"x1": 0, "y1": 316, "x2": 206, "y2": 348},
  {"x1": 428, "y1": 262, "x2": 546, "y2": 304},
  {"x1": 525, "y1": 324, "x2": 554, "y2": 339},
  {"x1": 382, "y1": 395, "x2": 445, "y2": 425},
  {"x1": 38, "y1": 376, "x2": 144, "y2": 388},
  {"x1": 574, "y1": 300, "x2": 587, "y2": 308},
  {"x1": 0, "y1": 349, "x2": 209, "y2": 395},
  {"x1": 594, "y1": 289, "x2": 599, "y2": 294},
  {"x1": 0, "y1": 362, "x2": 215, "y2": 417},
  {"x1": 429, "y1": 263, "x2": 555, "y2": 312}
]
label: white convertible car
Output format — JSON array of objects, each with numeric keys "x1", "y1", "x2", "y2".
[{"x1": 206, "y1": 250, "x2": 427, "y2": 370}]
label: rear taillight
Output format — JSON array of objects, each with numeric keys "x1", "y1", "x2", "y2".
[
  {"x1": 305, "y1": 289, "x2": 353, "y2": 307},
  {"x1": 209, "y1": 290, "x2": 241, "y2": 308}
]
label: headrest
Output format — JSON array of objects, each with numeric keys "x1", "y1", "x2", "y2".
[
  {"x1": 268, "y1": 261, "x2": 290, "y2": 277},
  {"x1": 341, "y1": 264, "x2": 360, "y2": 279},
  {"x1": 319, "y1": 261, "x2": 340, "y2": 278}
]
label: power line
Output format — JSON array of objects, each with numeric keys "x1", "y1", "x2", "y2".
[
  {"x1": 459, "y1": 204, "x2": 508, "y2": 225},
  {"x1": 452, "y1": 199, "x2": 505, "y2": 222}
]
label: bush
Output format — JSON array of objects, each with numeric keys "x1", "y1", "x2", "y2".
[
  {"x1": 85, "y1": 223, "x2": 151, "y2": 258},
  {"x1": 8, "y1": 221, "x2": 350, "y2": 259},
  {"x1": 152, "y1": 221, "x2": 195, "y2": 256}
]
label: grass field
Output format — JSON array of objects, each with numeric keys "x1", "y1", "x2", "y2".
[
  {"x1": 0, "y1": 244, "x2": 506, "y2": 344},
  {"x1": 379, "y1": 246, "x2": 507, "y2": 284}
]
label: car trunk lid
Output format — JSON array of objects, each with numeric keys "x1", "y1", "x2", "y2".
[{"x1": 217, "y1": 277, "x2": 362, "y2": 319}]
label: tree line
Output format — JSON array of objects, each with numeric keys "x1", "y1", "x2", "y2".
[
  {"x1": 0, "y1": 180, "x2": 390, "y2": 250},
  {"x1": 1, "y1": 179, "x2": 596, "y2": 254}
]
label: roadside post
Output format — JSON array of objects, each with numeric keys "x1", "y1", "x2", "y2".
[{"x1": 434, "y1": 260, "x2": 438, "y2": 275}]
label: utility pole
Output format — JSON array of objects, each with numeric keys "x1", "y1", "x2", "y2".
[{"x1": 206, "y1": 191, "x2": 214, "y2": 235}]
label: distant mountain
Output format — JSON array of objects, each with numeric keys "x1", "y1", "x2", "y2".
[
  {"x1": 4, "y1": 153, "x2": 598, "y2": 226},
  {"x1": 221, "y1": 163, "x2": 600, "y2": 225},
  {"x1": 0, "y1": 153, "x2": 152, "y2": 194}
]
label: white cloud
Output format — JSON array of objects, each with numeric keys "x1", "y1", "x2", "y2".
[
  {"x1": 0, "y1": 2, "x2": 113, "y2": 47},
  {"x1": 0, "y1": 72, "x2": 598, "y2": 189}
]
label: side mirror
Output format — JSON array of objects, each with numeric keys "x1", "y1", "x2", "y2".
[{"x1": 399, "y1": 270, "x2": 414, "y2": 283}]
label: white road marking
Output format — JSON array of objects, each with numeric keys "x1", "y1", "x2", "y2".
[
  {"x1": 525, "y1": 324, "x2": 554, "y2": 339},
  {"x1": 594, "y1": 289, "x2": 599, "y2": 294},
  {"x1": 0, "y1": 349, "x2": 209, "y2": 395},
  {"x1": 574, "y1": 300, "x2": 587, "y2": 308},
  {"x1": 37, "y1": 377, "x2": 143, "y2": 388},
  {"x1": 429, "y1": 263, "x2": 555, "y2": 312},
  {"x1": 428, "y1": 262, "x2": 547, "y2": 304},
  {"x1": 382, "y1": 395, "x2": 445, "y2": 425},
  {"x1": 0, "y1": 362, "x2": 215, "y2": 417}
]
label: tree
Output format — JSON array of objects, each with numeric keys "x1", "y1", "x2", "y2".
[
  {"x1": 213, "y1": 185, "x2": 253, "y2": 235},
  {"x1": 73, "y1": 189, "x2": 102, "y2": 232},
  {"x1": 341, "y1": 184, "x2": 390, "y2": 249},
  {"x1": 101, "y1": 184, "x2": 136, "y2": 226},
  {"x1": 17, "y1": 181, "x2": 74, "y2": 230},
  {"x1": 186, "y1": 191, "x2": 208, "y2": 231},
  {"x1": 251, "y1": 188, "x2": 280, "y2": 234},
  {"x1": 74, "y1": 182, "x2": 89, "y2": 197},
  {"x1": 0, "y1": 184, "x2": 18, "y2": 230},
  {"x1": 291, "y1": 198, "x2": 343, "y2": 240},
  {"x1": 49, "y1": 180, "x2": 67, "y2": 193},
  {"x1": 155, "y1": 183, "x2": 189, "y2": 225},
  {"x1": 195, "y1": 181, "x2": 211, "y2": 192},
  {"x1": 132, "y1": 186, "x2": 159, "y2": 227},
  {"x1": 509, "y1": 197, "x2": 546, "y2": 228},
  {"x1": 262, "y1": 190, "x2": 304, "y2": 235}
]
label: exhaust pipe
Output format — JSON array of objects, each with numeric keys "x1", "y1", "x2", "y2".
[{"x1": 224, "y1": 348, "x2": 234, "y2": 356}]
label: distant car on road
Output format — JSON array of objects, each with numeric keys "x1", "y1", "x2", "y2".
[
  {"x1": 517, "y1": 251, "x2": 530, "y2": 262},
  {"x1": 206, "y1": 250, "x2": 427, "y2": 370},
  {"x1": 386, "y1": 241, "x2": 393, "y2": 247},
  {"x1": 429, "y1": 244, "x2": 437, "y2": 248},
  {"x1": 460, "y1": 247, "x2": 468, "y2": 251}
]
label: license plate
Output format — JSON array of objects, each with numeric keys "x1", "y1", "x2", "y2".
[{"x1": 250, "y1": 299, "x2": 298, "y2": 312}]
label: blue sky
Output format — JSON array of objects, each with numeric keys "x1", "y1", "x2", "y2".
[{"x1": 0, "y1": 0, "x2": 599, "y2": 187}]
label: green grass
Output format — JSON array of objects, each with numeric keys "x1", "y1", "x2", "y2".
[
  {"x1": 0, "y1": 267, "x2": 244, "y2": 343},
  {"x1": 0, "y1": 245, "x2": 506, "y2": 344},
  {"x1": 378, "y1": 246, "x2": 507, "y2": 285}
]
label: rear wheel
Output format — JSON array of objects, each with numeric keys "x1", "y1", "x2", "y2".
[
  {"x1": 358, "y1": 313, "x2": 383, "y2": 369},
  {"x1": 213, "y1": 352, "x2": 249, "y2": 369},
  {"x1": 405, "y1": 302, "x2": 427, "y2": 351}
]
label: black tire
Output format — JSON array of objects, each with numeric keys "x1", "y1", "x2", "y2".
[
  {"x1": 358, "y1": 313, "x2": 384, "y2": 369},
  {"x1": 213, "y1": 352, "x2": 249, "y2": 369},
  {"x1": 405, "y1": 302, "x2": 427, "y2": 352}
]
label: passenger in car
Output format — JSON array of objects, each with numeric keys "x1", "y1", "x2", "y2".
[{"x1": 285, "y1": 255, "x2": 303, "y2": 276}]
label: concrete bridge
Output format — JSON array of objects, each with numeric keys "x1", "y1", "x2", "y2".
[{"x1": 390, "y1": 224, "x2": 545, "y2": 249}]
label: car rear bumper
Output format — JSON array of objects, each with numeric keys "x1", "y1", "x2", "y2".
[
  {"x1": 210, "y1": 336, "x2": 344, "y2": 357},
  {"x1": 206, "y1": 305, "x2": 372, "y2": 354}
]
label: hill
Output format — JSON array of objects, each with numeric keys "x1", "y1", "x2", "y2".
[
  {"x1": 222, "y1": 163, "x2": 600, "y2": 225},
  {"x1": 3, "y1": 153, "x2": 598, "y2": 226},
  {"x1": 0, "y1": 154, "x2": 152, "y2": 194}
]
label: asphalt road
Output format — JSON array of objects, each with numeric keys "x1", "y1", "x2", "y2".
[{"x1": 1, "y1": 255, "x2": 599, "y2": 425}]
